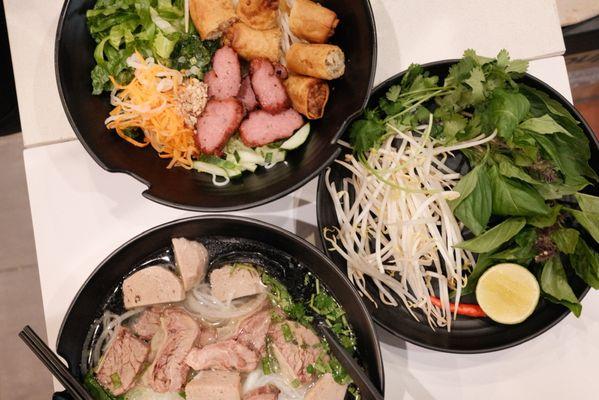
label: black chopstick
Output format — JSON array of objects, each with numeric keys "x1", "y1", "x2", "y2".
[
  {"x1": 315, "y1": 322, "x2": 384, "y2": 400},
  {"x1": 19, "y1": 326, "x2": 93, "y2": 400}
]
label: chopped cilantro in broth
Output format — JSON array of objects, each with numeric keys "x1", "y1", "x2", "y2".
[{"x1": 261, "y1": 271, "x2": 360, "y2": 395}]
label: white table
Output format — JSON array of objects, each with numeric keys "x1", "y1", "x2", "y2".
[{"x1": 8, "y1": 0, "x2": 599, "y2": 399}]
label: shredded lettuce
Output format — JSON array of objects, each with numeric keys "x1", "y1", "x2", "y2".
[{"x1": 86, "y1": 0, "x2": 216, "y2": 94}]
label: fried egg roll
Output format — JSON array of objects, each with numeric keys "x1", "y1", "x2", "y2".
[
  {"x1": 225, "y1": 22, "x2": 282, "y2": 62},
  {"x1": 190, "y1": 0, "x2": 238, "y2": 40},
  {"x1": 285, "y1": 43, "x2": 345, "y2": 80},
  {"x1": 289, "y1": 0, "x2": 339, "y2": 43},
  {"x1": 284, "y1": 75, "x2": 330, "y2": 119},
  {"x1": 237, "y1": 0, "x2": 279, "y2": 30}
]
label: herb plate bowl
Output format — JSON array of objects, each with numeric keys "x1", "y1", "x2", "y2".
[{"x1": 316, "y1": 60, "x2": 599, "y2": 353}]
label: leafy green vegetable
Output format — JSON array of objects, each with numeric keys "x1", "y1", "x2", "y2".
[
  {"x1": 570, "y1": 239, "x2": 599, "y2": 289},
  {"x1": 528, "y1": 205, "x2": 562, "y2": 228},
  {"x1": 462, "y1": 252, "x2": 495, "y2": 295},
  {"x1": 576, "y1": 193, "x2": 599, "y2": 214},
  {"x1": 261, "y1": 273, "x2": 313, "y2": 326},
  {"x1": 550, "y1": 228, "x2": 579, "y2": 254},
  {"x1": 569, "y1": 209, "x2": 599, "y2": 243},
  {"x1": 481, "y1": 89, "x2": 530, "y2": 140},
  {"x1": 488, "y1": 166, "x2": 550, "y2": 216},
  {"x1": 540, "y1": 256, "x2": 582, "y2": 317},
  {"x1": 450, "y1": 165, "x2": 492, "y2": 235},
  {"x1": 86, "y1": 0, "x2": 217, "y2": 94},
  {"x1": 455, "y1": 217, "x2": 526, "y2": 253},
  {"x1": 519, "y1": 114, "x2": 571, "y2": 136}
]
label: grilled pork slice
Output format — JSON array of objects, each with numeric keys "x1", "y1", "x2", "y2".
[
  {"x1": 195, "y1": 98, "x2": 244, "y2": 155},
  {"x1": 235, "y1": 309, "x2": 271, "y2": 354},
  {"x1": 206, "y1": 46, "x2": 242, "y2": 100},
  {"x1": 304, "y1": 373, "x2": 348, "y2": 400},
  {"x1": 130, "y1": 306, "x2": 162, "y2": 340},
  {"x1": 171, "y1": 238, "x2": 209, "y2": 291},
  {"x1": 186, "y1": 370, "x2": 241, "y2": 400},
  {"x1": 250, "y1": 58, "x2": 290, "y2": 113},
  {"x1": 239, "y1": 109, "x2": 303, "y2": 147},
  {"x1": 209, "y1": 265, "x2": 265, "y2": 302},
  {"x1": 122, "y1": 266, "x2": 185, "y2": 309},
  {"x1": 269, "y1": 320, "x2": 323, "y2": 384},
  {"x1": 143, "y1": 308, "x2": 199, "y2": 392},
  {"x1": 96, "y1": 327, "x2": 149, "y2": 396},
  {"x1": 237, "y1": 76, "x2": 258, "y2": 112},
  {"x1": 243, "y1": 384, "x2": 280, "y2": 400},
  {"x1": 185, "y1": 339, "x2": 259, "y2": 372}
]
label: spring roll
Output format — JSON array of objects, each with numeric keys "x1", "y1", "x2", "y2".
[
  {"x1": 285, "y1": 43, "x2": 345, "y2": 80},
  {"x1": 289, "y1": 0, "x2": 339, "y2": 43},
  {"x1": 284, "y1": 75, "x2": 330, "y2": 119},
  {"x1": 225, "y1": 22, "x2": 281, "y2": 62},
  {"x1": 190, "y1": 0, "x2": 238, "y2": 40},
  {"x1": 237, "y1": 0, "x2": 279, "y2": 30}
]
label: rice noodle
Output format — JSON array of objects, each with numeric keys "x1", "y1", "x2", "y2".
[
  {"x1": 324, "y1": 115, "x2": 493, "y2": 330},
  {"x1": 184, "y1": 283, "x2": 268, "y2": 323}
]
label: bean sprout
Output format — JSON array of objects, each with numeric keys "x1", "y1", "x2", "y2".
[{"x1": 324, "y1": 115, "x2": 495, "y2": 330}]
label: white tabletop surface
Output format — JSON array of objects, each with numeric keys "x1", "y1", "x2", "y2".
[{"x1": 8, "y1": 0, "x2": 599, "y2": 398}]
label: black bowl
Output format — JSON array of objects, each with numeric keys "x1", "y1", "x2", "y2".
[
  {"x1": 317, "y1": 60, "x2": 599, "y2": 353},
  {"x1": 54, "y1": 216, "x2": 384, "y2": 398},
  {"x1": 55, "y1": 0, "x2": 377, "y2": 211}
]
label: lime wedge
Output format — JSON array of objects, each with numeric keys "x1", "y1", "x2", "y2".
[{"x1": 475, "y1": 263, "x2": 540, "y2": 325}]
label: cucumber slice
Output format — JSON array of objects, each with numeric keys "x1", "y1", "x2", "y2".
[
  {"x1": 280, "y1": 123, "x2": 310, "y2": 150},
  {"x1": 237, "y1": 149, "x2": 265, "y2": 164},
  {"x1": 193, "y1": 161, "x2": 242, "y2": 178}
]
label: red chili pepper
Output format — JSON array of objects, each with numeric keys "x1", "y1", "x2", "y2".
[{"x1": 430, "y1": 296, "x2": 486, "y2": 318}]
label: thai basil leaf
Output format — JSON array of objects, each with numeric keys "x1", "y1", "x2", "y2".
[
  {"x1": 481, "y1": 89, "x2": 530, "y2": 140},
  {"x1": 489, "y1": 166, "x2": 550, "y2": 216},
  {"x1": 568, "y1": 209, "x2": 599, "y2": 243},
  {"x1": 462, "y1": 252, "x2": 495, "y2": 296},
  {"x1": 528, "y1": 205, "x2": 562, "y2": 228},
  {"x1": 450, "y1": 165, "x2": 492, "y2": 235},
  {"x1": 575, "y1": 193, "x2": 599, "y2": 214},
  {"x1": 570, "y1": 239, "x2": 599, "y2": 289},
  {"x1": 519, "y1": 114, "x2": 571, "y2": 136},
  {"x1": 540, "y1": 256, "x2": 582, "y2": 317},
  {"x1": 550, "y1": 228, "x2": 579, "y2": 254},
  {"x1": 455, "y1": 217, "x2": 526, "y2": 253}
]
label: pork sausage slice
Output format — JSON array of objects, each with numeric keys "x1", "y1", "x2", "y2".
[
  {"x1": 250, "y1": 58, "x2": 289, "y2": 113},
  {"x1": 239, "y1": 109, "x2": 303, "y2": 147},
  {"x1": 195, "y1": 98, "x2": 244, "y2": 155},
  {"x1": 206, "y1": 46, "x2": 242, "y2": 100}
]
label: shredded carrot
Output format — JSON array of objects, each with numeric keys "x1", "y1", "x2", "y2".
[{"x1": 105, "y1": 53, "x2": 197, "y2": 169}]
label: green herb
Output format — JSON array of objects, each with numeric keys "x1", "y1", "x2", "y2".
[
  {"x1": 455, "y1": 218, "x2": 526, "y2": 253},
  {"x1": 86, "y1": 0, "x2": 217, "y2": 94},
  {"x1": 570, "y1": 239, "x2": 599, "y2": 289},
  {"x1": 110, "y1": 372, "x2": 121, "y2": 389},
  {"x1": 83, "y1": 371, "x2": 123, "y2": 400},
  {"x1": 449, "y1": 165, "x2": 492, "y2": 235},
  {"x1": 178, "y1": 390, "x2": 186, "y2": 399},
  {"x1": 281, "y1": 323, "x2": 295, "y2": 342},
  {"x1": 540, "y1": 256, "x2": 582, "y2": 317},
  {"x1": 261, "y1": 273, "x2": 312, "y2": 326},
  {"x1": 261, "y1": 336, "x2": 278, "y2": 375},
  {"x1": 291, "y1": 379, "x2": 301, "y2": 388}
]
